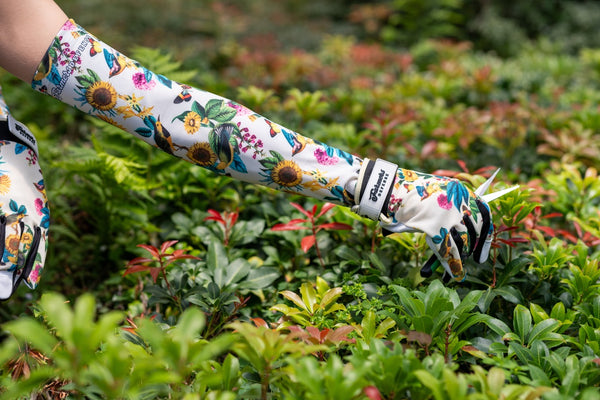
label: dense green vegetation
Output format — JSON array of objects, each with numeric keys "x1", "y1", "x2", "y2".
[{"x1": 1, "y1": 0, "x2": 599, "y2": 398}]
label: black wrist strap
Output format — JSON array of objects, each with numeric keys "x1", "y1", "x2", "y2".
[{"x1": 0, "y1": 119, "x2": 37, "y2": 154}]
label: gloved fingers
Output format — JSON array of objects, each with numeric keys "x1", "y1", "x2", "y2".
[
  {"x1": 0, "y1": 216, "x2": 44, "y2": 300},
  {"x1": 473, "y1": 199, "x2": 493, "y2": 263},
  {"x1": 462, "y1": 214, "x2": 477, "y2": 257},
  {"x1": 423, "y1": 233, "x2": 466, "y2": 281},
  {"x1": 0, "y1": 214, "x2": 22, "y2": 270},
  {"x1": 420, "y1": 254, "x2": 436, "y2": 278},
  {"x1": 0, "y1": 215, "x2": 22, "y2": 300},
  {"x1": 15, "y1": 217, "x2": 44, "y2": 290},
  {"x1": 24, "y1": 226, "x2": 45, "y2": 289}
]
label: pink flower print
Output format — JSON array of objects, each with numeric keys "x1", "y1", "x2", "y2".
[
  {"x1": 64, "y1": 20, "x2": 76, "y2": 30},
  {"x1": 35, "y1": 198, "x2": 44, "y2": 215},
  {"x1": 28, "y1": 264, "x2": 42, "y2": 285},
  {"x1": 228, "y1": 101, "x2": 252, "y2": 116},
  {"x1": 132, "y1": 72, "x2": 156, "y2": 90},
  {"x1": 437, "y1": 193, "x2": 452, "y2": 210},
  {"x1": 314, "y1": 148, "x2": 339, "y2": 165}
]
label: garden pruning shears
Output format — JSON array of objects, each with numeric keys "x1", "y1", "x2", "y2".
[
  {"x1": 475, "y1": 168, "x2": 519, "y2": 203},
  {"x1": 426, "y1": 168, "x2": 519, "y2": 280}
]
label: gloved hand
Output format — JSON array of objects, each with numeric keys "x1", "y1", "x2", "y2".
[
  {"x1": 351, "y1": 158, "x2": 492, "y2": 282},
  {"x1": 0, "y1": 115, "x2": 49, "y2": 300}
]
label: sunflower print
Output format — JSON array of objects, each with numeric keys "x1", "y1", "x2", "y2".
[
  {"x1": 0, "y1": 174, "x2": 11, "y2": 195},
  {"x1": 187, "y1": 142, "x2": 217, "y2": 167},
  {"x1": 271, "y1": 160, "x2": 303, "y2": 187},
  {"x1": 85, "y1": 81, "x2": 118, "y2": 111},
  {"x1": 4, "y1": 233, "x2": 21, "y2": 265},
  {"x1": 183, "y1": 111, "x2": 202, "y2": 134}
]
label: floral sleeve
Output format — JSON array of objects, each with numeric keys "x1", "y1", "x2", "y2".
[{"x1": 32, "y1": 19, "x2": 362, "y2": 206}]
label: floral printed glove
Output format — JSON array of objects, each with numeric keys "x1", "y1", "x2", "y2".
[
  {"x1": 31, "y1": 20, "x2": 491, "y2": 284},
  {"x1": 0, "y1": 114, "x2": 50, "y2": 300},
  {"x1": 352, "y1": 159, "x2": 492, "y2": 281}
]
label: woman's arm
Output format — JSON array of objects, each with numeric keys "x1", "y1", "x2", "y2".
[{"x1": 0, "y1": 0, "x2": 67, "y2": 81}]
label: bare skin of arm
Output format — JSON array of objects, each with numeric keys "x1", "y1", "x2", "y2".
[{"x1": 0, "y1": 0, "x2": 68, "y2": 82}]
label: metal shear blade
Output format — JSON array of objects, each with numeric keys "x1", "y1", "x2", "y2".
[{"x1": 475, "y1": 168, "x2": 519, "y2": 202}]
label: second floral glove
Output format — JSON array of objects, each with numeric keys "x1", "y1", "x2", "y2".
[{"x1": 0, "y1": 103, "x2": 50, "y2": 299}]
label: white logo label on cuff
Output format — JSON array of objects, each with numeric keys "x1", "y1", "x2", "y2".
[
  {"x1": 358, "y1": 159, "x2": 397, "y2": 220},
  {"x1": 7, "y1": 115, "x2": 38, "y2": 156}
]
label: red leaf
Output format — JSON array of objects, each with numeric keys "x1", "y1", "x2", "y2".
[
  {"x1": 163, "y1": 254, "x2": 201, "y2": 267},
  {"x1": 228, "y1": 211, "x2": 239, "y2": 226},
  {"x1": 430, "y1": 169, "x2": 459, "y2": 178},
  {"x1": 251, "y1": 318, "x2": 269, "y2": 328},
  {"x1": 148, "y1": 267, "x2": 161, "y2": 283},
  {"x1": 326, "y1": 325, "x2": 355, "y2": 343},
  {"x1": 160, "y1": 240, "x2": 179, "y2": 255},
  {"x1": 311, "y1": 204, "x2": 318, "y2": 216},
  {"x1": 457, "y1": 159, "x2": 469, "y2": 173},
  {"x1": 557, "y1": 229, "x2": 578, "y2": 243},
  {"x1": 123, "y1": 264, "x2": 153, "y2": 276},
  {"x1": 306, "y1": 326, "x2": 321, "y2": 339},
  {"x1": 364, "y1": 386, "x2": 383, "y2": 400},
  {"x1": 317, "y1": 203, "x2": 336, "y2": 218},
  {"x1": 537, "y1": 226, "x2": 558, "y2": 237},
  {"x1": 137, "y1": 244, "x2": 160, "y2": 258},
  {"x1": 126, "y1": 257, "x2": 154, "y2": 267},
  {"x1": 421, "y1": 140, "x2": 437, "y2": 158},
  {"x1": 290, "y1": 202, "x2": 312, "y2": 218},
  {"x1": 123, "y1": 265, "x2": 162, "y2": 283},
  {"x1": 542, "y1": 212, "x2": 563, "y2": 219},
  {"x1": 301, "y1": 235, "x2": 316, "y2": 252},
  {"x1": 317, "y1": 222, "x2": 353, "y2": 231},
  {"x1": 271, "y1": 220, "x2": 308, "y2": 231}
]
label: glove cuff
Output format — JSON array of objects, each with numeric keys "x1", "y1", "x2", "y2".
[
  {"x1": 352, "y1": 158, "x2": 397, "y2": 220},
  {"x1": 2, "y1": 116, "x2": 40, "y2": 156}
]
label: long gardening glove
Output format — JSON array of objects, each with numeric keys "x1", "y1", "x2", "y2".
[
  {"x1": 0, "y1": 89, "x2": 50, "y2": 299},
  {"x1": 31, "y1": 19, "x2": 491, "y2": 283}
]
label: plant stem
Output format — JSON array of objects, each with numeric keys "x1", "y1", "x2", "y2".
[
  {"x1": 312, "y1": 219, "x2": 326, "y2": 269},
  {"x1": 444, "y1": 324, "x2": 452, "y2": 363},
  {"x1": 261, "y1": 365, "x2": 271, "y2": 400}
]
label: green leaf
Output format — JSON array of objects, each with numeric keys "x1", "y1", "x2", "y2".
[
  {"x1": 241, "y1": 267, "x2": 279, "y2": 290},
  {"x1": 528, "y1": 319, "x2": 560, "y2": 344},
  {"x1": 40, "y1": 292, "x2": 74, "y2": 342},
  {"x1": 3, "y1": 318, "x2": 58, "y2": 355},
  {"x1": 207, "y1": 240, "x2": 228, "y2": 272},
  {"x1": 320, "y1": 287, "x2": 343, "y2": 310},
  {"x1": 550, "y1": 302, "x2": 566, "y2": 321},
  {"x1": 221, "y1": 354, "x2": 240, "y2": 391},
  {"x1": 375, "y1": 317, "x2": 396, "y2": 338},
  {"x1": 173, "y1": 307, "x2": 206, "y2": 343},
  {"x1": 508, "y1": 342, "x2": 531, "y2": 364},
  {"x1": 481, "y1": 315, "x2": 511, "y2": 336},
  {"x1": 529, "y1": 303, "x2": 549, "y2": 324},
  {"x1": 513, "y1": 305, "x2": 532, "y2": 343},
  {"x1": 361, "y1": 310, "x2": 376, "y2": 342},
  {"x1": 315, "y1": 276, "x2": 330, "y2": 296},
  {"x1": 222, "y1": 258, "x2": 251, "y2": 288},
  {"x1": 414, "y1": 370, "x2": 446, "y2": 400},
  {"x1": 300, "y1": 282, "x2": 318, "y2": 314},
  {"x1": 493, "y1": 286, "x2": 524, "y2": 305}
]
